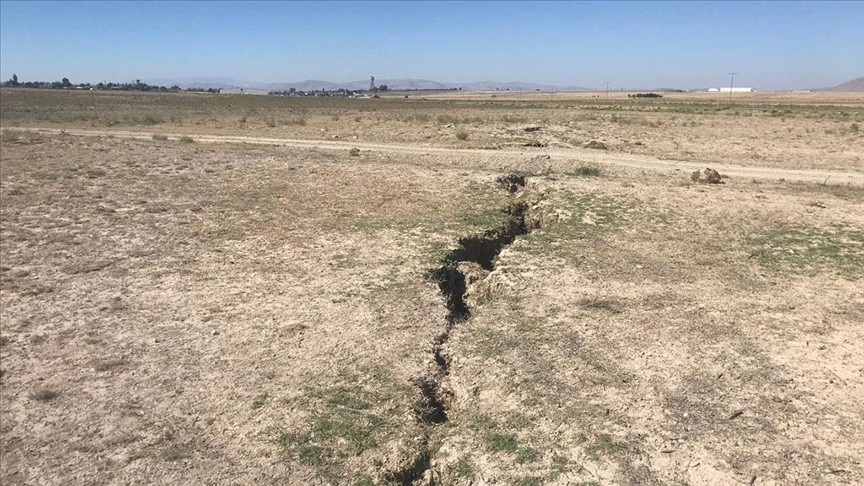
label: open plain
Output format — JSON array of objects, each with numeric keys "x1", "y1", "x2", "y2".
[{"x1": 1, "y1": 88, "x2": 863, "y2": 485}]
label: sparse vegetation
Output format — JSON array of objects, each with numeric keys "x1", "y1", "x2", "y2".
[
  {"x1": 94, "y1": 359, "x2": 127, "y2": 372},
  {"x1": 30, "y1": 388, "x2": 58, "y2": 402},
  {"x1": 178, "y1": 136, "x2": 195, "y2": 143},
  {"x1": 748, "y1": 225, "x2": 864, "y2": 276},
  {"x1": 142, "y1": 115, "x2": 164, "y2": 125},
  {"x1": 162, "y1": 447, "x2": 189, "y2": 462},
  {"x1": 569, "y1": 164, "x2": 602, "y2": 177},
  {"x1": 252, "y1": 393, "x2": 268, "y2": 409},
  {"x1": 455, "y1": 128, "x2": 469, "y2": 141},
  {"x1": 152, "y1": 134, "x2": 168, "y2": 141},
  {"x1": 2, "y1": 88, "x2": 863, "y2": 485}
]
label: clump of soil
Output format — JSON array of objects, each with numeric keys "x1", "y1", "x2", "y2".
[
  {"x1": 691, "y1": 167, "x2": 724, "y2": 184},
  {"x1": 496, "y1": 174, "x2": 526, "y2": 194},
  {"x1": 583, "y1": 140, "x2": 608, "y2": 150}
]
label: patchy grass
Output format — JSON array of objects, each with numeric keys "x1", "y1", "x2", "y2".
[
  {"x1": 162, "y1": 446, "x2": 189, "y2": 462},
  {"x1": 274, "y1": 374, "x2": 417, "y2": 481},
  {"x1": 748, "y1": 225, "x2": 864, "y2": 276},
  {"x1": 584, "y1": 433, "x2": 631, "y2": 460},
  {"x1": 453, "y1": 457, "x2": 475, "y2": 478},
  {"x1": 780, "y1": 181, "x2": 864, "y2": 201},
  {"x1": 568, "y1": 164, "x2": 602, "y2": 177},
  {"x1": 30, "y1": 388, "x2": 58, "y2": 402},
  {"x1": 178, "y1": 136, "x2": 195, "y2": 144},
  {"x1": 142, "y1": 115, "x2": 164, "y2": 126},
  {"x1": 252, "y1": 393, "x2": 268, "y2": 409},
  {"x1": 455, "y1": 129, "x2": 469, "y2": 141},
  {"x1": 152, "y1": 134, "x2": 168, "y2": 141},
  {"x1": 576, "y1": 296, "x2": 624, "y2": 314},
  {"x1": 519, "y1": 192, "x2": 632, "y2": 261},
  {"x1": 94, "y1": 359, "x2": 128, "y2": 372}
]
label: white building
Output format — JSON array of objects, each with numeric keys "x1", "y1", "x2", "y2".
[
  {"x1": 719, "y1": 87, "x2": 755, "y2": 93},
  {"x1": 707, "y1": 88, "x2": 720, "y2": 92}
]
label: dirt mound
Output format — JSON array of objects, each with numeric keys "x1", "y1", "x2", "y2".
[
  {"x1": 496, "y1": 174, "x2": 526, "y2": 193},
  {"x1": 583, "y1": 140, "x2": 607, "y2": 150},
  {"x1": 691, "y1": 167, "x2": 724, "y2": 184}
]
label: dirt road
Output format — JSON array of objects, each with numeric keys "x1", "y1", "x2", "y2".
[{"x1": 4, "y1": 126, "x2": 863, "y2": 184}]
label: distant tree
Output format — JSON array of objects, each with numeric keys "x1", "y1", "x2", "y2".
[
  {"x1": 379, "y1": 84, "x2": 388, "y2": 92},
  {"x1": 9, "y1": 74, "x2": 19, "y2": 86},
  {"x1": 61, "y1": 77, "x2": 72, "y2": 88}
]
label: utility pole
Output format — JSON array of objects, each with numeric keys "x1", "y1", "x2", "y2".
[
  {"x1": 727, "y1": 72, "x2": 738, "y2": 103},
  {"x1": 604, "y1": 82, "x2": 611, "y2": 99}
]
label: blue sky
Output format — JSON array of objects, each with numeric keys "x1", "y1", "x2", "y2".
[{"x1": 1, "y1": 1, "x2": 862, "y2": 89}]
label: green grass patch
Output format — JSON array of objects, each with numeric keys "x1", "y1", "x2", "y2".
[
  {"x1": 453, "y1": 457, "x2": 475, "y2": 478},
  {"x1": 584, "y1": 433, "x2": 630, "y2": 460},
  {"x1": 252, "y1": 393, "x2": 268, "y2": 409},
  {"x1": 178, "y1": 136, "x2": 195, "y2": 144},
  {"x1": 519, "y1": 192, "x2": 632, "y2": 261},
  {"x1": 152, "y1": 134, "x2": 168, "y2": 141},
  {"x1": 748, "y1": 225, "x2": 864, "y2": 276},
  {"x1": 567, "y1": 164, "x2": 602, "y2": 177},
  {"x1": 274, "y1": 372, "x2": 416, "y2": 481}
]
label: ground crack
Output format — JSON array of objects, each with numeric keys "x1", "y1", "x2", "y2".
[{"x1": 388, "y1": 175, "x2": 540, "y2": 485}]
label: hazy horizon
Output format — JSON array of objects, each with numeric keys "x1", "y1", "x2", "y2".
[{"x1": 1, "y1": 1, "x2": 862, "y2": 90}]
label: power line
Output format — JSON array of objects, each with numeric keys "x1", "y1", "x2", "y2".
[
  {"x1": 604, "y1": 82, "x2": 611, "y2": 99},
  {"x1": 727, "y1": 72, "x2": 739, "y2": 103}
]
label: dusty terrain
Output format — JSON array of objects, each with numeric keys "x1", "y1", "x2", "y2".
[{"x1": 1, "y1": 89, "x2": 863, "y2": 485}]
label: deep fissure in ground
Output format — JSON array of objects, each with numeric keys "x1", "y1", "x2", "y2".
[{"x1": 389, "y1": 175, "x2": 535, "y2": 484}]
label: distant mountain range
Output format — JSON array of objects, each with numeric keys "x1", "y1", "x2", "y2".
[
  {"x1": 822, "y1": 76, "x2": 864, "y2": 92},
  {"x1": 144, "y1": 77, "x2": 591, "y2": 91},
  {"x1": 142, "y1": 76, "x2": 864, "y2": 93}
]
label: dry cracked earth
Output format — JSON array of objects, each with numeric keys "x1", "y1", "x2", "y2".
[{"x1": 1, "y1": 91, "x2": 863, "y2": 486}]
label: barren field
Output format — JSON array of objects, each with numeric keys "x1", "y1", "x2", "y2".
[{"x1": 1, "y1": 89, "x2": 863, "y2": 485}]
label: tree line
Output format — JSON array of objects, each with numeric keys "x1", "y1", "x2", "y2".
[{"x1": 1, "y1": 74, "x2": 220, "y2": 93}]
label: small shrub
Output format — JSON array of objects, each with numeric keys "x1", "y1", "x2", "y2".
[
  {"x1": 31, "y1": 388, "x2": 58, "y2": 402},
  {"x1": 142, "y1": 115, "x2": 164, "y2": 125},
  {"x1": 455, "y1": 129, "x2": 469, "y2": 141},
  {"x1": 162, "y1": 447, "x2": 188, "y2": 462},
  {"x1": 571, "y1": 164, "x2": 601, "y2": 177},
  {"x1": 238, "y1": 116, "x2": 247, "y2": 124},
  {"x1": 437, "y1": 114, "x2": 458, "y2": 124},
  {"x1": 354, "y1": 116, "x2": 362, "y2": 122},
  {"x1": 266, "y1": 118, "x2": 277, "y2": 128},
  {"x1": 152, "y1": 134, "x2": 168, "y2": 141},
  {"x1": 349, "y1": 147, "x2": 361, "y2": 157},
  {"x1": 178, "y1": 136, "x2": 195, "y2": 144},
  {"x1": 851, "y1": 123, "x2": 860, "y2": 133}
]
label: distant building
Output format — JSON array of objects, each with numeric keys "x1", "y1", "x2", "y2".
[
  {"x1": 719, "y1": 87, "x2": 755, "y2": 93},
  {"x1": 707, "y1": 88, "x2": 720, "y2": 92}
]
